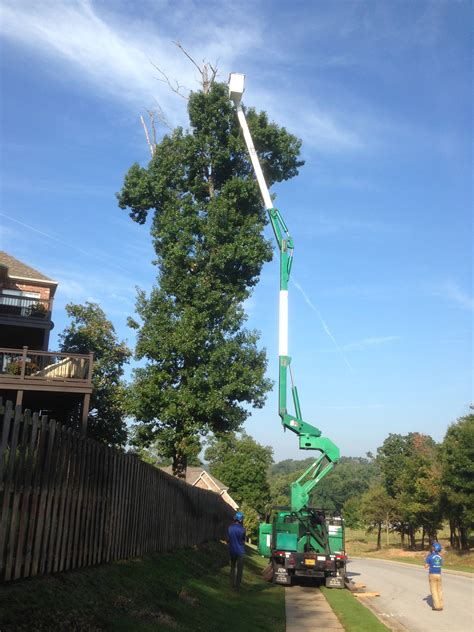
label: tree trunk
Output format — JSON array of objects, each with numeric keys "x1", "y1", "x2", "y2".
[
  {"x1": 427, "y1": 528, "x2": 437, "y2": 546},
  {"x1": 377, "y1": 523, "x2": 382, "y2": 550},
  {"x1": 421, "y1": 526, "x2": 425, "y2": 550},
  {"x1": 449, "y1": 519, "x2": 456, "y2": 548},
  {"x1": 400, "y1": 525, "x2": 405, "y2": 548},
  {"x1": 459, "y1": 525, "x2": 469, "y2": 551},
  {"x1": 452, "y1": 519, "x2": 461, "y2": 549},
  {"x1": 172, "y1": 450, "x2": 188, "y2": 479},
  {"x1": 409, "y1": 526, "x2": 416, "y2": 550}
]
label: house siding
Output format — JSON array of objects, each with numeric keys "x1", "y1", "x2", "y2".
[{"x1": 0, "y1": 280, "x2": 52, "y2": 301}]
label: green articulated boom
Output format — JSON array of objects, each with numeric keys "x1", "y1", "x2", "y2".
[
  {"x1": 267, "y1": 205, "x2": 340, "y2": 513},
  {"x1": 229, "y1": 73, "x2": 346, "y2": 588}
]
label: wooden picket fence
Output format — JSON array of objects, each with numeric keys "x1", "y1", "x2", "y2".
[{"x1": 0, "y1": 401, "x2": 233, "y2": 583}]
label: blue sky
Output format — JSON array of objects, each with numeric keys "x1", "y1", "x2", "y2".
[{"x1": 0, "y1": 0, "x2": 472, "y2": 461}]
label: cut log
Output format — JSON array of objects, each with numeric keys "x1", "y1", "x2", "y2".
[{"x1": 262, "y1": 563, "x2": 274, "y2": 582}]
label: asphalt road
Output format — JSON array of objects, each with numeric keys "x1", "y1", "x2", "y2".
[{"x1": 347, "y1": 558, "x2": 473, "y2": 632}]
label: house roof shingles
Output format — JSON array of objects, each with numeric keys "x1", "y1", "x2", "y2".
[
  {"x1": 0, "y1": 251, "x2": 58, "y2": 284},
  {"x1": 160, "y1": 466, "x2": 229, "y2": 491}
]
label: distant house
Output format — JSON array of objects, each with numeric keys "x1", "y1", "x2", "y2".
[
  {"x1": 161, "y1": 466, "x2": 239, "y2": 511},
  {"x1": 0, "y1": 251, "x2": 93, "y2": 432}
]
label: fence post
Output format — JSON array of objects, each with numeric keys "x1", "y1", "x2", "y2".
[
  {"x1": 81, "y1": 394, "x2": 90, "y2": 436},
  {"x1": 20, "y1": 346, "x2": 28, "y2": 380}
]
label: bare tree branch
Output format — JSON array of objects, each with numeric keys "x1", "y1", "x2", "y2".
[
  {"x1": 142, "y1": 43, "x2": 220, "y2": 189},
  {"x1": 173, "y1": 41, "x2": 219, "y2": 94},
  {"x1": 150, "y1": 60, "x2": 189, "y2": 99},
  {"x1": 140, "y1": 115, "x2": 154, "y2": 157},
  {"x1": 151, "y1": 102, "x2": 172, "y2": 131},
  {"x1": 148, "y1": 110, "x2": 157, "y2": 146},
  {"x1": 174, "y1": 41, "x2": 203, "y2": 75}
]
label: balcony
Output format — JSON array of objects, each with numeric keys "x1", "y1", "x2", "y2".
[
  {"x1": 0, "y1": 295, "x2": 52, "y2": 319},
  {"x1": 0, "y1": 346, "x2": 93, "y2": 394}
]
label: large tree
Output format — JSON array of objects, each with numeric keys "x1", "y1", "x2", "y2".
[
  {"x1": 118, "y1": 81, "x2": 303, "y2": 476},
  {"x1": 377, "y1": 432, "x2": 442, "y2": 548},
  {"x1": 205, "y1": 432, "x2": 274, "y2": 514},
  {"x1": 441, "y1": 413, "x2": 474, "y2": 550},
  {"x1": 359, "y1": 484, "x2": 399, "y2": 549},
  {"x1": 59, "y1": 302, "x2": 131, "y2": 447}
]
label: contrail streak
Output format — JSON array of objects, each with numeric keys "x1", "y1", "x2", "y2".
[
  {"x1": 292, "y1": 278, "x2": 354, "y2": 373},
  {"x1": 0, "y1": 212, "x2": 93, "y2": 257},
  {"x1": 0, "y1": 211, "x2": 130, "y2": 274}
]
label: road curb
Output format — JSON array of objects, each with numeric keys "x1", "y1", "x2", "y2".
[{"x1": 355, "y1": 592, "x2": 411, "y2": 632}]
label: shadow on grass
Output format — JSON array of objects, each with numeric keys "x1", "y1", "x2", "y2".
[{"x1": 0, "y1": 543, "x2": 285, "y2": 632}]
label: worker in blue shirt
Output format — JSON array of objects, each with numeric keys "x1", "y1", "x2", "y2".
[
  {"x1": 228, "y1": 511, "x2": 246, "y2": 591},
  {"x1": 424, "y1": 541, "x2": 443, "y2": 610}
]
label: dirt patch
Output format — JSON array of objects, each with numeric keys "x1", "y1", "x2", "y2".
[
  {"x1": 385, "y1": 549, "x2": 419, "y2": 558},
  {"x1": 133, "y1": 608, "x2": 178, "y2": 628},
  {"x1": 179, "y1": 589, "x2": 198, "y2": 606}
]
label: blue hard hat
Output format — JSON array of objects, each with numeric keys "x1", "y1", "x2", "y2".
[
  {"x1": 235, "y1": 511, "x2": 244, "y2": 522},
  {"x1": 432, "y1": 542, "x2": 442, "y2": 552}
]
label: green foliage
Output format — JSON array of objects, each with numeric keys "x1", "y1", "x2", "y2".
[
  {"x1": 239, "y1": 501, "x2": 260, "y2": 542},
  {"x1": 265, "y1": 422, "x2": 471, "y2": 552},
  {"x1": 377, "y1": 433, "x2": 443, "y2": 545},
  {"x1": 343, "y1": 496, "x2": 363, "y2": 529},
  {"x1": 312, "y1": 456, "x2": 380, "y2": 512},
  {"x1": 59, "y1": 302, "x2": 131, "y2": 447},
  {"x1": 359, "y1": 483, "x2": 399, "y2": 549},
  {"x1": 270, "y1": 457, "x2": 314, "y2": 477},
  {"x1": 377, "y1": 433, "x2": 414, "y2": 497},
  {"x1": 118, "y1": 81, "x2": 303, "y2": 476},
  {"x1": 205, "y1": 432, "x2": 273, "y2": 514},
  {"x1": 268, "y1": 456, "x2": 379, "y2": 511},
  {"x1": 129, "y1": 432, "x2": 202, "y2": 468},
  {"x1": 441, "y1": 414, "x2": 474, "y2": 549},
  {"x1": 269, "y1": 470, "x2": 298, "y2": 507}
]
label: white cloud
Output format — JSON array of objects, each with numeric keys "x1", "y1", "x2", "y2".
[
  {"x1": 0, "y1": 0, "x2": 362, "y2": 152},
  {"x1": 52, "y1": 267, "x2": 138, "y2": 327},
  {"x1": 319, "y1": 403, "x2": 385, "y2": 410},
  {"x1": 429, "y1": 280, "x2": 474, "y2": 312},
  {"x1": 255, "y1": 93, "x2": 362, "y2": 153},
  {"x1": 308, "y1": 213, "x2": 392, "y2": 236},
  {"x1": 342, "y1": 336, "x2": 400, "y2": 351},
  {"x1": 0, "y1": 0, "x2": 258, "y2": 119}
]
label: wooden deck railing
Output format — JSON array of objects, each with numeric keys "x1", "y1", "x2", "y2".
[{"x1": 0, "y1": 347, "x2": 93, "y2": 386}]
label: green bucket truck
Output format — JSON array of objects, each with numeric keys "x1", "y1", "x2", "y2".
[{"x1": 229, "y1": 74, "x2": 347, "y2": 588}]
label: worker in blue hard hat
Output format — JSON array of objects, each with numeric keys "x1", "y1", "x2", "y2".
[
  {"x1": 228, "y1": 511, "x2": 246, "y2": 591},
  {"x1": 424, "y1": 541, "x2": 443, "y2": 610}
]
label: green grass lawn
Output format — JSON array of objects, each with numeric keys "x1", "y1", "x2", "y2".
[
  {"x1": 321, "y1": 587, "x2": 390, "y2": 632},
  {"x1": 6, "y1": 537, "x2": 463, "y2": 631},
  {"x1": 0, "y1": 542, "x2": 285, "y2": 632}
]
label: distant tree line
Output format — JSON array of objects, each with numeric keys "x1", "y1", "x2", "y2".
[
  {"x1": 201, "y1": 416, "x2": 472, "y2": 549},
  {"x1": 348, "y1": 417, "x2": 473, "y2": 551}
]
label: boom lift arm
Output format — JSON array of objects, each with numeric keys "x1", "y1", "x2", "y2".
[{"x1": 228, "y1": 74, "x2": 339, "y2": 513}]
